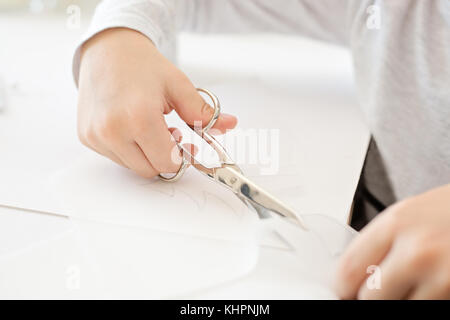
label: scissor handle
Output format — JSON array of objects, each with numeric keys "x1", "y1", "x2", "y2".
[
  {"x1": 196, "y1": 88, "x2": 220, "y2": 133},
  {"x1": 159, "y1": 88, "x2": 223, "y2": 182}
]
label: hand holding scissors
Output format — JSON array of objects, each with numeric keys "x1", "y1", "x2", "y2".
[{"x1": 159, "y1": 88, "x2": 307, "y2": 230}]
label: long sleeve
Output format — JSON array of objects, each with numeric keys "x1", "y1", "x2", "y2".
[
  {"x1": 73, "y1": 0, "x2": 353, "y2": 84},
  {"x1": 73, "y1": 0, "x2": 178, "y2": 85}
]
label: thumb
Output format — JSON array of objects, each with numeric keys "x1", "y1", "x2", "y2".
[{"x1": 166, "y1": 76, "x2": 237, "y2": 134}]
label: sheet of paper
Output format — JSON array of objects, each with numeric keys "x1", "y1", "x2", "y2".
[
  {"x1": 46, "y1": 152, "x2": 258, "y2": 242},
  {"x1": 0, "y1": 18, "x2": 369, "y2": 230},
  {"x1": 0, "y1": 207, "x2": 259, "y2": 299},
  {"x1": 0, "y1": 78, "x2": 367, "y2": 237},
  {"x1": 0, "y1": 207, "x2": 354, "y2": 299}
]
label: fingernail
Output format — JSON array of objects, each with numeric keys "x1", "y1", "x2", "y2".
[{"x1": 220, "y1": 113, "x2": 237, "y2": 122}]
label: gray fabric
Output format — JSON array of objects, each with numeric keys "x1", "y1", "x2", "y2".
[
  {"x1": 74, "y1": 0, "x2": 450, "y2": 206},
  {"x1": 348, "y1": 0, "x2": 450, "y2": 204}
]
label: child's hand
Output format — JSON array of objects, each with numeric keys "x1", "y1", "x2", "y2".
[
  {"x1": 77, "y1": 28, "x2": 237, "y2": 178},
  {"x1": 334, "y1": 184, "x2": 450, "y2": 299}
]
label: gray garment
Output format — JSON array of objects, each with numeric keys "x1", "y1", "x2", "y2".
[
  {"x1": 350, "y1": 0, "x2": 450, "y2": 206},
  {"x1": 74, "y1": 0, "x2": 450, "y2": 206}
]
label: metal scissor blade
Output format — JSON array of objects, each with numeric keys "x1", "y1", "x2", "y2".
[
  {"x1": 236, "y1": 194, "x2": 271, "y2": 219},
  {"x1": 214, "y1": 166, "x2": 307, "y2": 230}
]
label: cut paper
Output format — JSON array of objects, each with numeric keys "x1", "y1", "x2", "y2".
[
  {"x1": 188, "y1": 215, "x2": 358, "y2": 299},
  {"x1": 259, "y1": 214, "x2": 357, "y2": 282},
  {"x1": 45, "y1": 152, "x2": 259, "y2": 243}
]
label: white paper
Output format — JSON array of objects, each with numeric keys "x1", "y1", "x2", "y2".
[
  {"x1": 0, "y1": 208, "x2": 356, "y2": 299},
  {"x1": 189, "y1": 215, "x2": 358, "y2": 299},
  {"x1": 45, "y1": 152, "x2": 258, "y2": 242},
  {"x1": 0, "y1": 211, "x2": 259, "y2": 299}
]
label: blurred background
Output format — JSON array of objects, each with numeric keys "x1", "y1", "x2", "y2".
[
  {"x1": 0, "y1": 0, "x2": 98, "y2": 13},
  {"x1": 0, "y1": 0, "x2": 356, "y2": 113}
]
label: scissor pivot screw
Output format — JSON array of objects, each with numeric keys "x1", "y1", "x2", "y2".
[{"x1": 229, "y1": 177, "x2": 237, "y2": 184}]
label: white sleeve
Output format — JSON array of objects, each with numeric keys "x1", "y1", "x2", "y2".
[
  {"x1": 72, "y1": 0, "x2": 179, "y2": 85},
  {"x1": 73, "y1": 0, "x2": 351, "y2": 85}
]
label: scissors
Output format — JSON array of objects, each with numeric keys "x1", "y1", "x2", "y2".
[{"x1": 159, "y1": 88, "x2": 307, "y2": 230}]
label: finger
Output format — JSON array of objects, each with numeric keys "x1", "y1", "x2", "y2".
[
  {"x1": 168, "y1": 127, "x2": 182, "y2": 143},
  {"x1": 182, "y1": 143, "x2": 198, "y2": 155},
  {"x1": 334, "y1": 208, "x2": 398, "y2": 299},
  {"x1": 78, "y1": 128, "x2": 127, "y2": 168},
  {"x1": 206, "y1": 113, "x2": 237, "y2": 135},
  {"x1": 181, "y1": 143, "x2": 199, "y2": 166},
  {"x1": 166, "y1": 76, "x2": 237, "y2": 133},
  {"x1": 97, "y1": 148, "x2": 128, "y2": 168},
  {"x1": 213, "y1": 113, "x2": 238, "y2": 134},
  {"x1": 408, "y1": 253, "x2": 450, "y2": 300},
  {"x1": 134, "y1": 110, "x2": 182, "y2": 173},
  {"x1": 83, "y1": 140, "x2": 127, "y2": 167},
  {"x1": 115, "y1": 142, "x2": 159, "y2": 178},
  {"x1": 409, "y1": 277, "x2": 450, "y2": 300},
  {"x1": 357, "y1": 245, "x2": 415, "y2": 300}
]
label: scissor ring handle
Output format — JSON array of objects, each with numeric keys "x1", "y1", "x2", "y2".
[
  {"x1": 197, "y1": 88, "x2": 221, "y2": 133},
  {"x1": 158, "y1": 88, "x2": 221, "y2": 182},
  {"x1": 158, "y1": 157, "x2": 190, "y2": 182}
]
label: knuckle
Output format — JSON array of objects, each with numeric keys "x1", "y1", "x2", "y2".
[
  {"x1": 96, "y1": 116, "x2": 120, "y2": 141},
  {"x1": 77, "y1": 119, "x2": 96, "y2": 147},
  {"x1": 153, "y1": 152, "x2": 182, "y2": 174},
  {"x1": 200, "y1": 100, "x2": 214, "y2": 118},
  {"x1": 96, "y1": 124, "x2": 113, "y2": 141},
  {"x1": 84, "y1": 127, "x2": 98, "y2": 145}
]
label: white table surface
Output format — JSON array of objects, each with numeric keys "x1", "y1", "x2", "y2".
[{"x1": 0, "y1": 12, "x2": 370, "y2": 299}]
